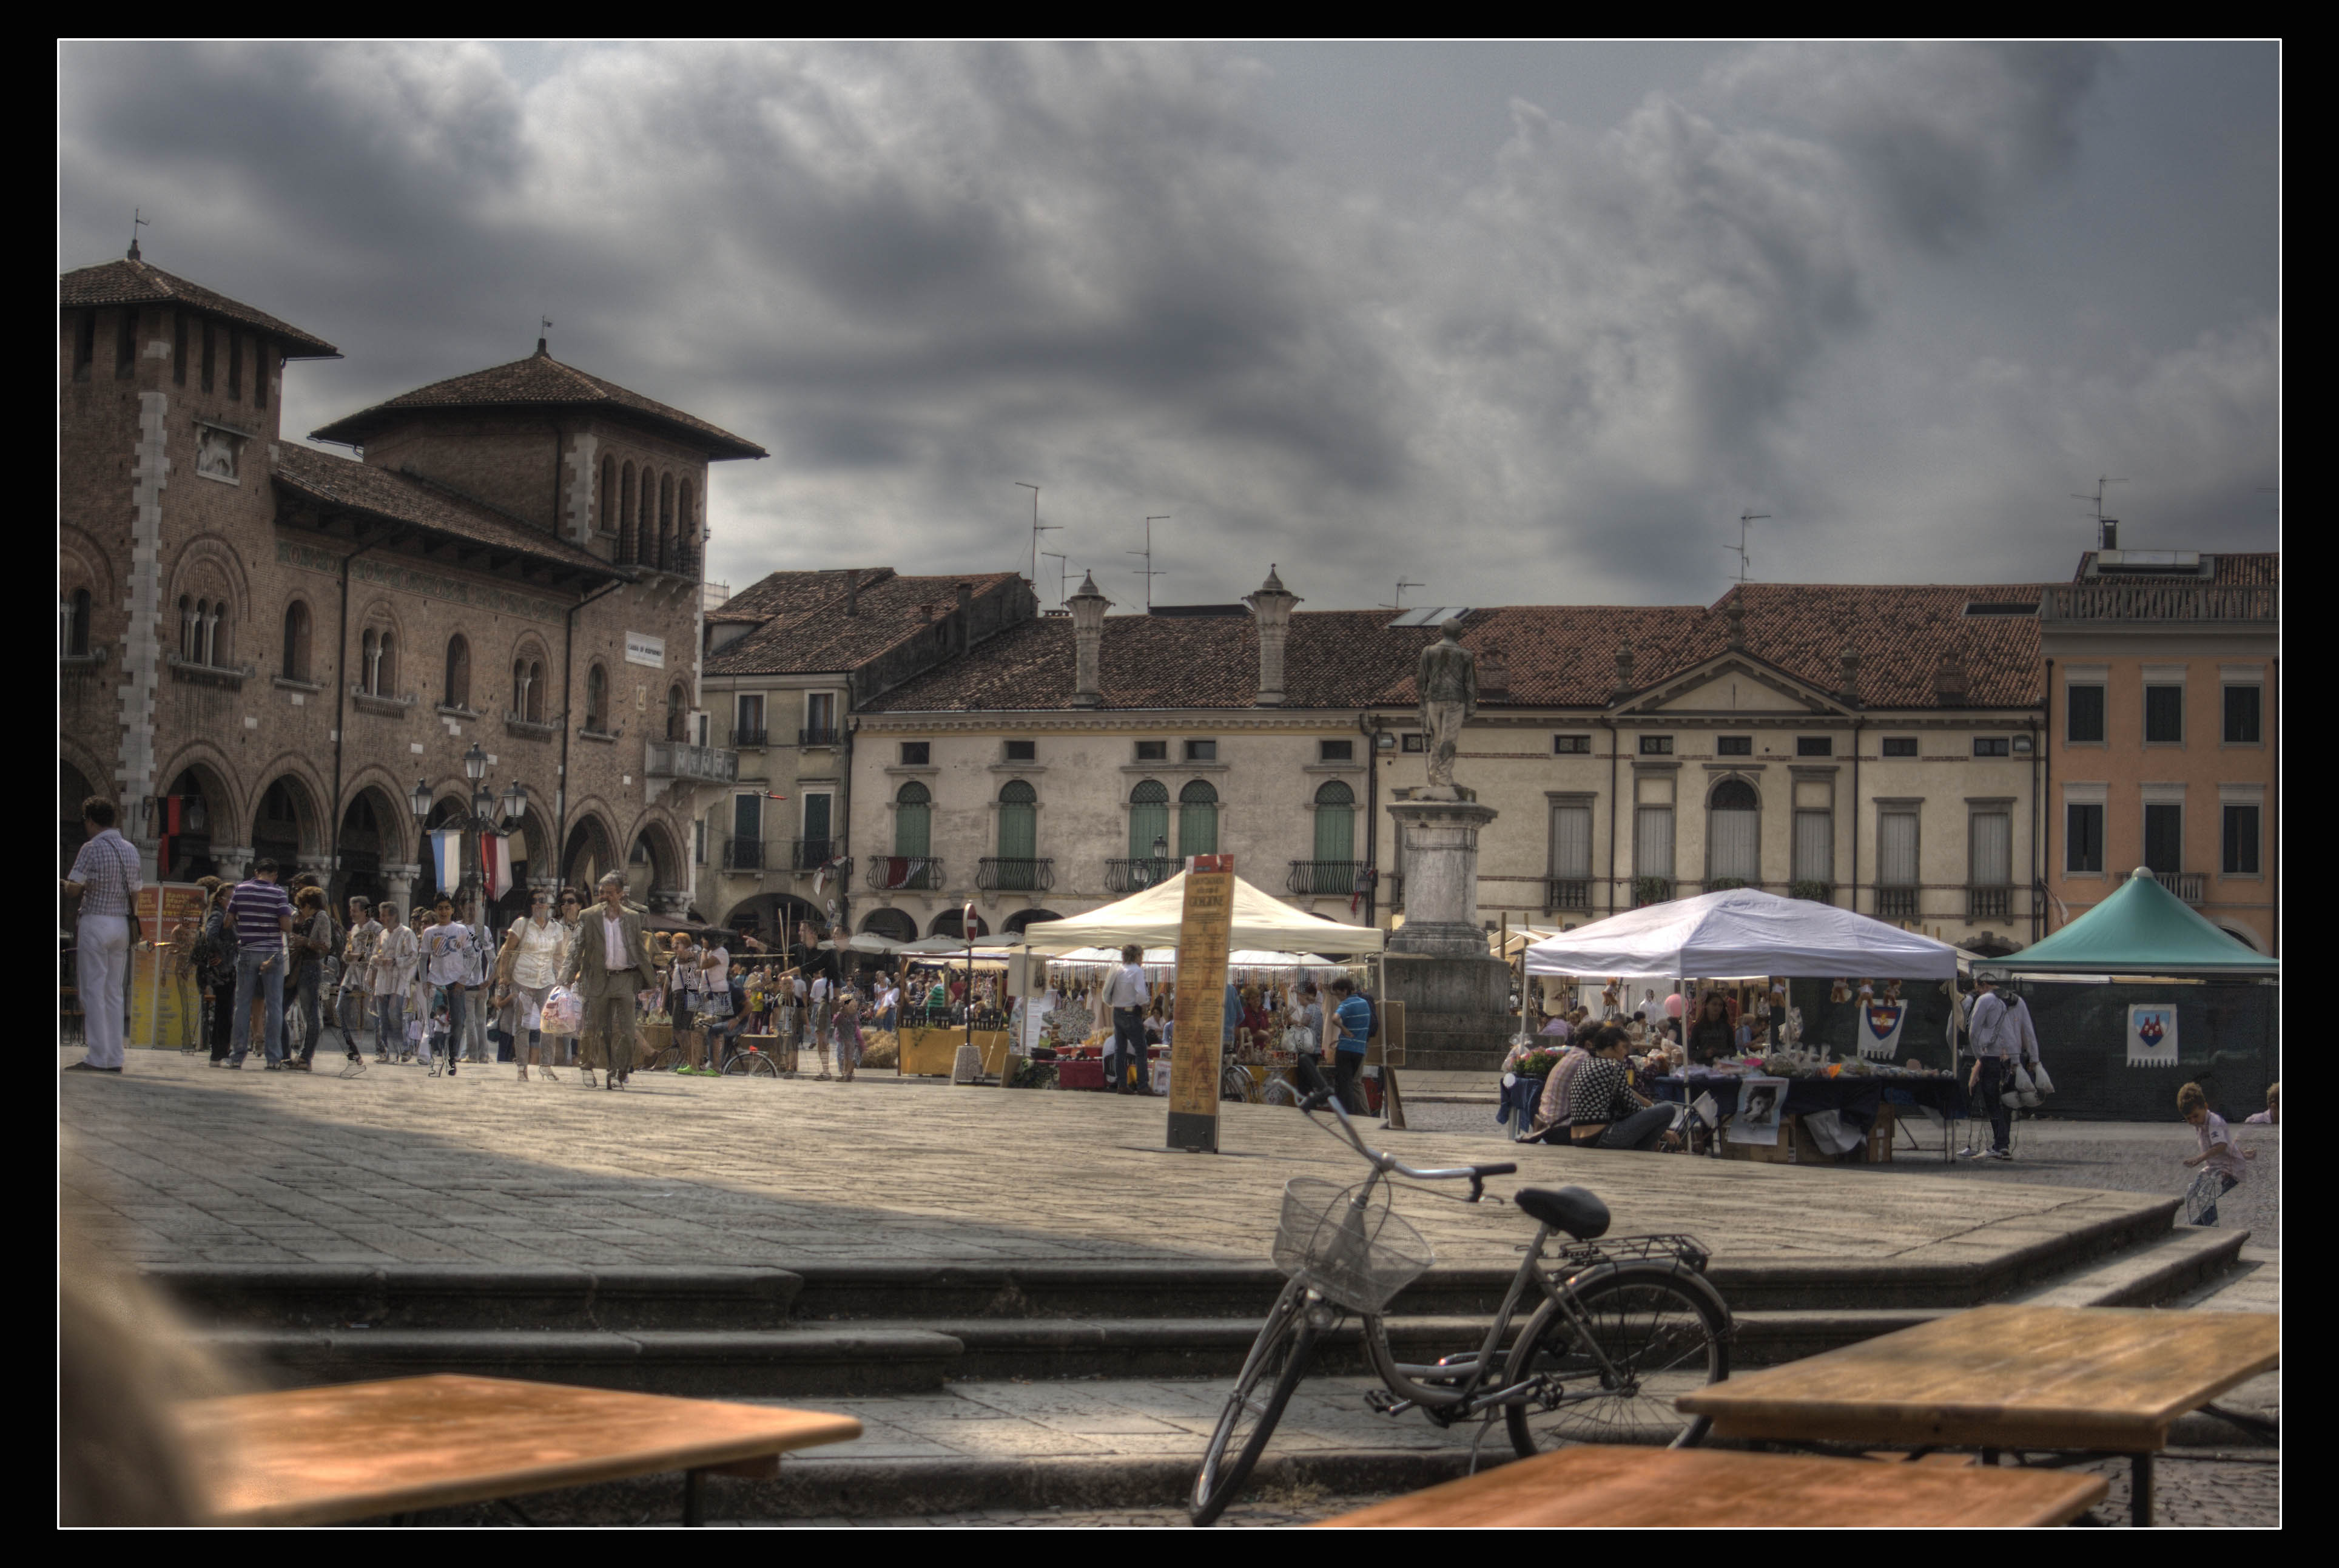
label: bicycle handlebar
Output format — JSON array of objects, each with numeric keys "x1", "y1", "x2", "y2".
[{"x1": 1290, "y1": 1058, "x2": 1513, "y2": 1200}]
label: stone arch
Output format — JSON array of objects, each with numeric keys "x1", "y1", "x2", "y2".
[
  {"x1": 860, "y1": 906, "x2": 918, "y2": 943},
  {"x1": 928, "y1": 908, "x2": 990, "y2": 940},
  {"x1": 1001, "y1": 908, "x2": 1063, "y2": 935},
  {"x1": 2211, "y1": 920, "x2": 2267, "y2": 955},
  {"x1": 59, "y1": 527, "x2": 115, "y2": 638},
  {"x1": 334, "y1": 779, "x2": 408, "y2": 908},
  {"x1": 152, "y1": 745, "x2": 240, "y2": 881},
  {"x1": 627, "y1": 813, "x2": 687, "y2": 904},
  {"x1": 722, "y1": 891, "x2": 825, "y2": 961},
  {"x1": 251, "y1": 752, "x2": 332, "y2": 861},
  {"x1": 59, "y1": 757, "x2": 98, "y2": 877},
  {"x1": 508, "y1": 631, "x2": 553, "y2": 724},
  {"x1": 562, "y1": 805, "x2": 621, "y2": 893},
  {"x1": 165, "y1": 534, "x2": 250, "y2": 667}
]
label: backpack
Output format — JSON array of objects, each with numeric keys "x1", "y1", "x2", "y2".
[{"x1": 191, "y1": 907, "x2": 237, "y2": 978}]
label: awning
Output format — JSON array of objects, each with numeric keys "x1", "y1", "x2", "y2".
[
  {"x1": 1987, "y1": 870, "x2": 2278, "y2": 976},
  {"x1": 1018, "y1": 871, "x2": 1384, "y2": 956},
  {"x1": 1524, "y1": 887, "x2": 1958, "y2": 980}
]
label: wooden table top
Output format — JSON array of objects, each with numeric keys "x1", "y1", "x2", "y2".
[
  {"x1": 177, "y1": 1375, "x2": 863, "y2": 1526},
  {"x1": 1676, "y1": 1304, "x2": 2280, "y2": 1452},
  {"x1": 1319, "y1": 1444, "x2": 2108, "y2": 1528}
]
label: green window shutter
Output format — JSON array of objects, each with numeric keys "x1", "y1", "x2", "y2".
[
  {"x1": 1312, "y1": 780, "x2": 1353, "y2": 864},
  {"x1": 1128, "y1": 779, "x2": 1168, "y2": 858},
  {"x1": 895, "y1": 782, "x2": 930, "y2": 858},
  {"x1": 998, "y1": 779, "x2": 1038, "y2": 860},
  {"x1": 1178, "y1": 779, "x2": 1218, "y2": 858}
]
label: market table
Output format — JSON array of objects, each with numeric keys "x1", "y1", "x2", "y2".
[
  {"x1": 1674, "y1": 1304, "x2": 2280, "y2": 1526},
  {"x1": 1316, "y1": 1443, "x2": 2107, "y2": 1528},
  {"x1": 1655, "y1": 1069, "x2": 1965, "y2": 1163},
  {"x1": 177, "y1": 1373, "x2": 862, "y2": 1526}
]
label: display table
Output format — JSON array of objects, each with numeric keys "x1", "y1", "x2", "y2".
[
  {"x1": 896, "y1": 1026, "x2": 1013, "y2": 1077},
  {"x1": 1657, "y1": 1071, "x2": 1963, "y2": 1125}
]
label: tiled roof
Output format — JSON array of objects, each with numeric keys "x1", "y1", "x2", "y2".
[
  {"x1": 59, "y1": 257, "x2": 338, "y2": 357},
  {"x1": 273, "y1": 444, "x2": 620, "y2": 578},
  {"x1": 310, "y1": 348, "x2": 767, "y2": 459},
  {"x1": 705, "y1": 570, "x2": 1026, "y2": 677},
  {"x1": 863, "y1": 582, "x2": 2051, "y2": 714},
  {"x1": 710, "y1": 568, "x2": 898, "y2": 623},
  {"x1": 2073, "y1": 550, "x2": 2279, "y2": 585}
]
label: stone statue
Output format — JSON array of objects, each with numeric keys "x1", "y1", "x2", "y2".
[{"x1": 1416, "y1": 619, "x2": 1477, "y2": 799}]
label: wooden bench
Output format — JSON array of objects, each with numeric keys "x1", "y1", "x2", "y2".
[
  {"x1": 1675, "y1": 1304, "x2": 2280, "y2": 1526},
  {"x1": 1318, "y1": 1444, "x2": 2107, "y2": 1527},
  {"x1": 177, "y1": 1373, "x2": 861, "y2": 1526}
]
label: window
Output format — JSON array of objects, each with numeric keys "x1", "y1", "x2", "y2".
[
  {"x1": 599, "y1": 457, "x2": 616, "y2": 534},
  {"x1": 2067, "y1": 683, "x2": 2105, "y2": 743},
  {"x1": 1707, "y1": 779, "x2": 1760, "y2": 884},
  {"x1": 443, "y1": 634, "x2": 470, "y2": 709},
  {"x1": 1129, "y1": 779, "x2": 1169, "y2": 859},
  {"x1": 360, "y1": 628, "x2": 377, "y2": 691},
  {"x1": 585, "y1": 662, "x2": 608, "y2": 731},
  {"x1": 2144, "y1": 803, "x2": 2183, "y2": 875},
  {"x1": 2224, "y1": 685, "x2": 2261, "y2": 744},
  {"x1": 640, "y1": 477, "x2": 658, "y2": 567},
  {"x1": 899, "y1": 740, "x2": 929, "y2": 766},
  {"x1": 1638, "y1": 735, "x2": 1672, "y2": 756},
  {"x1": 733, "y1": 791, "x2": 761, "y2": 850},
  {"x1": 2011, "y1": 735, "x2": 2034, "y2": 755},
  {"x1": 2144, "y1": 685, "x2": 2184, "y2": 744},
  {"x1": 201, "y1": 320, "x2": 215, "y2": 392},
  {"x1": 1973, "y1": 738, "x2": 2011, "y2": 757},
  {"x1": 1633, "y1": 805, "x2": 1675, "y2": 883},
  {"x1": 1177, "y1": 779, "x2": 1219, "y2": 856},
  {"x1": 1549, "y1": 801, "x2": 1592, "y2": 881},
  {"x1": 1793, "y1": 809, "x2": 1832, "y2": 886},
  {"x1": 1882, "y1": 737, "x2": 1917, "y2": 758},
  {"x1": 1402, "y1": 733, "x2": 1427, "y2": 753},
  {"x1": 997, "y1": 779, "x2": 1038, "y2": 860},
  {"x1": 2067, "y1": 804, "x2": 2104, "y2": 874},
  {"x1": 373, "y1": 630, "x2": 394, "y2": 693},
  {"x1": 679, "y1": 479, "x2": 695, "y2": 536},
  {"x1": 73, "y1": 310, "x2": 94, "y2": 380},
  {"x1": 1717, "y1": 736, "x2": 1752, "y2": 756},
  {"x1": 735, "y1": 693, "x2": 765, "y2": 744},
  {"x1": 1135, "y1": 739, "x2": 1167, "y2": 762},
  {"x1": 2222, "y1": 804, "x2": 2261, "y2": 875},
  {"x1": 1005, "y1": 739, "x2": 1037, "y2": 762},
  {"x1": 1877, "y1": 810, "x2": 1919, "y2": 917},
  {"x1": 254, "y1": 342, "x2": 269, "y2": 409},
  {"x1": 806, "y1": 691, "x2": 836, "y2": 736},
  {"x1": 895, "y1": 781, "x2": 931, "y2": 858},
  {"x1": 1795, "y1": 736, "x2": 1832, "y2": 758},
  {"x1": 695, "y1": 818, "x2": 706, "y2": 866},
  {"x1": 115, "y1": 307, "x2": 136, "y2": 379},
  {"x1": 227, "y1": 326, "x2": 241, "y2": 401},
  {"x1": 63, "y1": 588, "x2": 92, "y2": 657},
  {"x1": 1970, "y1": 810, "x2": 2011, "y2": 889},
  {"x1": 1313, "y1": 779, "x2": 1356, "y2": 864},
  {"x1": 618, "y1": 463, "x2": 637, "y2": 562},
  {"x1": 1552, "y1": 735, "x2": 1590, "y2": 755},
  {"x1": 172, "y1": 311, "x2": 187, "y2": 386},
  {"x1": 512, "y1": 661, "x2": 533, "y2": 722},
  {"x1": 666, "y1": 682, "x2": 687, "y2": 742},
  {"x1": 1319, "y1": 739, "x2": 1354, "y2": 763},
  {"x1": 1185, "y1": 739, "x2": 1217, "y2": 762},
  {"x1": 281, "y1": 601, "x2": 311, "y2": 681},
  {"x1": 801, "y1": 792, "x2": 834, "y2": 858}
]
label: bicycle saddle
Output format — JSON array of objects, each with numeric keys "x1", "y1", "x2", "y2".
[{"x1": 1514, "y1": 1186, "x2": 1610, "y2": 1240}]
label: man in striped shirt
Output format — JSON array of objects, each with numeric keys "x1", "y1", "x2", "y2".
[
  {"x1": 61, "y1": 796, "x2": 142, "y2": 1072},
  {"x1": 227, "y1": 860, "x2": 296, "y2": 1069}
]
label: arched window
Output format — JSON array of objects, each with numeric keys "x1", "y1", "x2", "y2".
[
  {"x1": 679, "y1": 479, "x2": 695, "y2": 536},
  {"x1": 527, "y1": 660, "x2": 545, "y2": 723},
  {"x1": 512, "y1": 659, "x2": 530, "y2": 721},
  {"x1": 665, "y1": 681, "x2": 687, "y2": 742},
  {"x1": 1128, "y1": 779, "x2": 1168, "y2": 860},
  {"x1": 659, "y1": 473, "x2": 675, "y2": 567},
  {"x1": 64, "y1": 588, "x2": 91, "y2": 658},
  {"x1": 362, "y1": 628, "x2": 380, "y2": 693},
  {"x1": 638, "y1": 478, "x2": 658, "y2": 567},
  {"x1": 178, "y1": 595, "x2": 195, "y2": 659},
  {"x1": 618, "y1": 463, "x2": 637, "y2": 562},
  {"x1": 198, "y1": 598, "x2": 222, "y2": 667},
  {"x1": 1178, "y1": 779, "x2": 1219, "y2": 858},
  {"x1": 1708, "y1": 778, "x2": 1761, "y2": 886},
  {"x1": 895, "y1": 781, "x2": 931, "y2": 858},
  {"x1": 599, "y1": 455, "x2": 616, "y2": 534},
  {"x1": 444, "y1": 633, "x2": 470, "y2": 710},
  {"x1": 281, "y1": 599, "x2": 311, "y2": 681},
  {"x1": 585, "y1": 662, "x2": 608, "y2": 732},
  {"x1": 1312, "y1": 779, "x2": 1356, "y2": 866},
  {"x1": 377, "y1": 630, "x2": 396, "y2": 696},
  {"x1": 997, "y1": 779, "x2": 1038, "y2": 861},
  {"x1": 192, "y1": 598, "x2": 210, "y2": 663}
]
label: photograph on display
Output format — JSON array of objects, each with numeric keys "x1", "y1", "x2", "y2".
[{"x1": 1728, "y1": 1076, "x2": 1788, "y2": 1145}]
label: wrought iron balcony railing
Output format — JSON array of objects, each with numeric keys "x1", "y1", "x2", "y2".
[
  {"x1": 798, "y1": 726, "x2": 841, "y2": 747},
  {"x1": 1105, "y1": 858, "x2": 1177, "y2": 893},
  {"x1": 977, "y1": 857, "x2": 1055, "y2": 893},
  {"x1": 792, "y1": 837, "x2": 844, "y2": 872},
  {"x1": 1287, "y1": 860, "x2": 1367, "y2": 897},
  {"x1": 722, "y1": 836, "x2": 764, "y2": 872},
  {"x1": 867, "y1": 856, "x2": 944, "y2": 892}
]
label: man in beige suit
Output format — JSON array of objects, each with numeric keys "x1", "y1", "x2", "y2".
[{"x1": 561, "y1": 872, "x2": 652, "y2": 1089}]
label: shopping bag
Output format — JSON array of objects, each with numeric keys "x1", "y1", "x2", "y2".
[
  {"x1": 2028, "y1": 1061, "x2": 2056, "y2": 1096},
  {"x1": 539, "y1": 985, "x2": 583, "y2": 1037},
  {"x1": 2003, "y1": 1063, "x2": 2039, "y2": 1109}
]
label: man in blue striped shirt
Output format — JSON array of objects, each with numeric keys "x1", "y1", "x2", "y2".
[
  {"x1": 226, "y1": 860, "x2": 295, "y2": 1069},
  {"x1": 61, "y1": 796, "x2": 141, "y2": 1073}
]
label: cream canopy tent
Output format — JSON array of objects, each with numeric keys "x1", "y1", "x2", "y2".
[
  {"x1": 1020, "y1": 871, "x2": 1385, "y2": 956},
  {"x1": 1523, "y1": 887, "x2": 1957, "y2": 981}
]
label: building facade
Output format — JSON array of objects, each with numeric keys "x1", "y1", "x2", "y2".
[
  {"x1": 2040, "y1": 548, "x2": 2280, "y2": 955},
  {"x1": 60, "y1": 250, "x2": 764, "y2": 918}
]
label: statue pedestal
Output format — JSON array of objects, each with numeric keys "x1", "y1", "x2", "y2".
[{"x1": 1384, "y1": 800, "x2": 1512, "y2": 1072}]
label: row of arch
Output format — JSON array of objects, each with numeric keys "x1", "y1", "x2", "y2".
[
  {"x1": 884, "y1": 777, "x2": 1356, "y2": 862},
  {"x1": 597, "y1": 455, "x2": 699, "y2": 576}
]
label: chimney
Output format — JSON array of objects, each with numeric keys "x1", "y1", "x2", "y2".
[
  {"x1": 1725, "y1": 594, "x2": 1746, "y2": 651},
  {"x1": 1839, "y1": 644, "x2": 1862, "y2": 705},
  {"x1": 844, "y1": 570, "x2": 860, "y2": 619},
  {"x1": 1068, "y1": 570, "x2": 1111, "y2": 708},
  {"x1": 2101, "y1": 518, "x2": 2119, "y2": 551},
  {"x1": 1933, "y1": 651, "x2": 1970, "y2": 706},
  {"x1": 1478, "y1": 644, "x2": 1510, "y2": 696},
  {"x1": 955, "y1": 581, "x2": 974, "y2": 653},
  {"x1": 1244, "y1": 564, "x2": 1301, "y2": 706},
  {"x1": 1613, "y1": 639, "x2": 1636, "y2": 696}
]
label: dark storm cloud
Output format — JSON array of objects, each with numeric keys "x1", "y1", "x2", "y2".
[{"x1": 59, "y1": 41, "x2": 2273, "y2": 610}]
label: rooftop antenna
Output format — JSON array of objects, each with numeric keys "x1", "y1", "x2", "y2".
[
  {"x1": 1015, "y1": 482, "x2": 1055, "y2": 590},
  {"x1": 127, "y1": 207, "x2": 148, "y2": 261},
  {"x1": 2071, "y1": 476, "x2": 2128, "y2": 550},
  {"x1": 536, "y1": 315, "x2": 554, "y2": 355},
  {"x1": 1041, "y1": 550, "x2": 1069, "y2": 610},
  {"x1": 1380, "y1": 577, "x2": 1425, "y2": 613},
  {"x1": 1129, "y1": 516, "x2": 1170, "y2": 608},
  {"x1": 1726, "y1": 510, "x2": 1769, "y2": 585}
]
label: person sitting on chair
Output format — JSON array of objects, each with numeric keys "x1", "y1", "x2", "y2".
[{"x1": 1565, "y1": 1027, "x2": 1681, "y2": 1151}]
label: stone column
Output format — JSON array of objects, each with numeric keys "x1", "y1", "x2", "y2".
[
  {"x1": 382, "y1": 862, "x2": 420, "y2": 918},
  {"x1": 1382, "y1": 799, "x2": 1511, "y2": 1072},
  {"x1": 213, "y1": 844, "x2": 257, "y2": 882}
]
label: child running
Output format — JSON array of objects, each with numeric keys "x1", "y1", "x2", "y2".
[{"x1": 2178, "y1": 1081, "x2": 2256, "y2": 1225}]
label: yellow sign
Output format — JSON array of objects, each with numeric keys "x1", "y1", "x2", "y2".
[
  {"x1": 128, "y1": 883, "x2": 206, "y2": 1049},
  {"x1": 1167, "y1": 855, "x2": 1236, "y2": 1151}
]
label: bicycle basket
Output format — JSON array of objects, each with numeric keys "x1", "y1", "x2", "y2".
[{"x1": 1271, "y1": 1177, "x2": 1433, "y2": 1314}]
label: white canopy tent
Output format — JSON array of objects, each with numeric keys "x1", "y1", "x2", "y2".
[
  {"x1": 1019, "y1": 871, "x2": 1385, "y2": 956},
  {"x1": 1523, "y1": 887, "x2": 1958, "y2": 981}
]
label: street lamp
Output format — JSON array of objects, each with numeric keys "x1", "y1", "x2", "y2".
[{"x1": 1151, "y1": 834, "x2": 1169, "y2": 888}]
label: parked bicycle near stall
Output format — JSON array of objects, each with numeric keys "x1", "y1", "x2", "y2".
[{"x1": 1190, "y1": 1060, "x2": 1734, "y2": 1526}]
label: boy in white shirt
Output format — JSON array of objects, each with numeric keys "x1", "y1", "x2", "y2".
[{"x1": 2179, "y1": 1080, "x2": 2255, "y2": 1225}]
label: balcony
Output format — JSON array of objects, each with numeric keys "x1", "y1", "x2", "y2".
[
  {"x1": 645, "y1": 739, "x2": 738, "y2": 784},
  {"x1": 2132, "y1": 869, "x2": 2206, "y2": 904},
  {"x1": 1287, "y1": 860, "x2": 1367, "y2": 897},
  {"x1": 792, "y1": 838, "x2": 844, "y2": 872},
  {"x1": 1544, "y1": 878, "x2": 1592, "y2": 913},
  {"x1": 732, "y1": 727, "x2": 768, "y2": 749},
  {"x1": 1106, "y1": 857, "x2": 1177, "y2": 894},
  {"x1": 799, "y1": 726, "x2": 841, "y2": 748},
  {"x1": 1967, "y1": 885, "x2": 2012, "y2": 921},
  {"x1": 1876, "y1": 886, "x2": 1919, "y2": 921},
  {"x1": 867, "y1": 856, "x2": 945, "y2": 892},
  {"x1": 977, "y1": 856, "x2": 1055, "y2": 893},
  {"x1": 1632, "y1": 877, "x2": 1674, "y2": 908},
  {"x1": 722, "y1": 836, "x2": 764, "y2": 873}
]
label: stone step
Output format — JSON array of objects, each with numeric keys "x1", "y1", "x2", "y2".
[
  {"x1": 146, "y1": 1263, "x2": 804, "y2": 1331},
  {"x1": 2007, "y1": 1223, "x2": 2249, "y2": 1309}
]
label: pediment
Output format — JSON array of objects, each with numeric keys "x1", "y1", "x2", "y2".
[{"x1": 1624, "y1": 655, "x2": 1840, "y2": 716}]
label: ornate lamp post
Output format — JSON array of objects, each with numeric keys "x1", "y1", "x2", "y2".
[{"x1": 409, "y1": 747, "x2": 529, "y2": 912}]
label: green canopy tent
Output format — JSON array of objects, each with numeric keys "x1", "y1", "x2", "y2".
[{"x1": 1982, "y1": 869, "x2": 2277, "y2": 977}]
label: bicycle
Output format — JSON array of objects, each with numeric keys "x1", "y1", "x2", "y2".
[
  {"x1": 720, "y1": 1038, "x2": 781, "y2": 1078},
  {"x1": 1190, "y1": 1060, "x2": 1732, "y2": 1526}
]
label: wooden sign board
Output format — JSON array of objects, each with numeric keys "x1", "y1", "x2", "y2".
[{"x1": 1166, "y1": 854, "x2": 1235, "y2": 1153}]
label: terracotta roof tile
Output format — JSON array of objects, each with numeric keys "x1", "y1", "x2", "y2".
[
  {"x1": 59, "y1": 258, "x2": 337, "y2": 357},
  {"x1": 705, "y1": 570, "x2": 1026, "y2": 677},
  {"x1": 311, "y1": 349, "x2": 767, "y2": 459},
  {"x1": 2073, "y1": 550, "x2": 2279, "y2": 585},
  {"x1": 272, "y1": 444, "x2": 618, "y2": 577},
  {"x1": 711, "y1": 568, "x2": 897, "y2": 623}
]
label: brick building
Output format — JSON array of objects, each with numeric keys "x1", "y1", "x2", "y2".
[{"x1": 59, "y1": 248, "x2": 765, "y2": 920}]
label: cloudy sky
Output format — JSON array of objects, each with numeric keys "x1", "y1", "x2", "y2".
[{"x1": 60, "y1": 41, "x2": 2278, "y2": 611}]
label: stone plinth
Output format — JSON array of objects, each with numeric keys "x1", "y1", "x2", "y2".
[{"x1": 1385, "y1": 799, "x2": 1510, "y2": 1070}]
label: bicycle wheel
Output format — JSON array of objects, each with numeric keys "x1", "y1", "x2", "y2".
[
  {"x1": 1191, "y1": 1278, "x2": 1318, "y2": 1526},
  {"x1": 1220, "y1": 1065, "x2": 1254, "y2": 1103},
  {"x1": 741, "y1": 1052, "x2": 778, "y2": 1078},
  {"x1": 1503, "y1": 1263, "x2": 1730, "y2": 1456},
  {"x1": 646, "y1": 1046, "x2": 685, "y2": 1072}
]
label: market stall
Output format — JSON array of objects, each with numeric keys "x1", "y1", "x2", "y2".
[{"x1": 892, "y1": 943, "x2": 1023, "y2": 1077}]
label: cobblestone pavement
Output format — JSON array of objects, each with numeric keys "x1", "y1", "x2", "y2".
[{"x1": 61, "y1": 1048, "x2": 2169, "y2": 1274}]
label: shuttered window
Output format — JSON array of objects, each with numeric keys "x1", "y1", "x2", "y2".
[
  {"x1": 1970, "y1": 810, "x2": 2011, "y2": 888},
  {"x1": 1548, "y1": 803, "x2": 1592, "y2": 881},
  {"x1": 1878, "y1": 812, "x2": 1919, "y2": 886},
  {"x1": 894, "y1": 782, "x2": 931, "y2": 858},
  {"x1": 1178, "y1": 779, "x2": 1219, "y2": 858},
  {"x1": 1312, "y1": 780, "x2": 1355, "y2": 864},
  {"x1": 997, "y1": 780, "x2": 1037, "y2": 860},
  {"x1": 1792, "y1": 810, "x2": 1832, "y2": 884},
  {"x1": 1634, "y1": 806, "x2": 1674, "y2": 881},
  {"x1": 1707, "y1": 779, "x2": 1759, "y2": 883},
  {"x1": 1128, "y1": 780, "x2": 1168, "y2": 858}
]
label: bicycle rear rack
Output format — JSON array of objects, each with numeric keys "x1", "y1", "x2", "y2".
[{"x1": 1555, "y1": 1233, "x2": 1712, "y2": 1273}]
